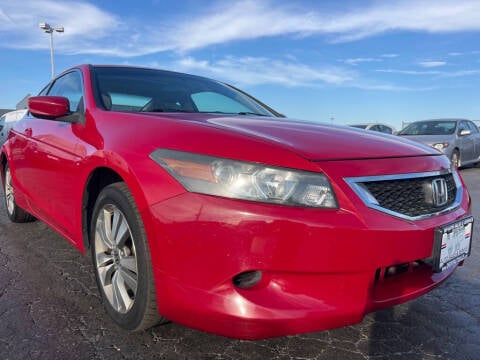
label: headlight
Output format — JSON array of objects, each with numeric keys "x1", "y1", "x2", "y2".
[
  {"x1": 150, "y1": 149, "x2": 337, "y2": 208},
  {"x1": 432, "y1": 142, "x2": 449, "y2": 151}
]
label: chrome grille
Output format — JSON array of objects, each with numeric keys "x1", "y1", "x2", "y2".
[{"x1": 345, "y1": 170, "x2": 462, "y2": 220}]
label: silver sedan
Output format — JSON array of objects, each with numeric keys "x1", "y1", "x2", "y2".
[
  {"x1": 398, "y1": 118, "x2": 480, "y2": 168},
  {"x1": 0, "y1": 110, "x2": 27, "y2": 145}
]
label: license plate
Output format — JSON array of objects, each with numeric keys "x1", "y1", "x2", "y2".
[{"x1": 432, "y1": 217, "x2": 474, "y2": 273}]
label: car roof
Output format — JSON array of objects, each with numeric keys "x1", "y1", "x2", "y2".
[
  {"x1": 414, "y1": 118, "x2": 468, "y2": 122},
  {"x1": 349, "y1": 123, "x2": 393, "y2": 127}
]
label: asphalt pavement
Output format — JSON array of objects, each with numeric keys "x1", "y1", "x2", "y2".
[{"x1": 0, "y1": 167, "x2": 479, "y2": 360}]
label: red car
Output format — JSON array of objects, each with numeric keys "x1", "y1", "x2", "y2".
[{"x1": 1, "y1": 65, "x2": 473, "y2": 339}]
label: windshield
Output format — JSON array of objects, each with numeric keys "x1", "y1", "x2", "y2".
[
  {"x1": 92, "y1": 66, "x2": 276, "y2": 117},
  {"x1": 398, "y1": 120, "x2": 457, "y2": 135}
]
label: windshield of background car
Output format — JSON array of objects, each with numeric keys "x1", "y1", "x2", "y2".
[
  {"x1": 398, "y1": 121, "x2": 457, "y2": 135},
  {"x1": 92, "y1": 67, "x2": 276, "y2": 117}
]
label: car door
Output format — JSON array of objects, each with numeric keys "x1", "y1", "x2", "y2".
[
  {"x1": 457, "y1": 120, "x2": 475, "y2": 162},
  {"x1": 467, "y1": 121, "x2": 480, "y2": 160},
  {"x1": 17, "y1": 70, "x2": 85, "y2": 240}
]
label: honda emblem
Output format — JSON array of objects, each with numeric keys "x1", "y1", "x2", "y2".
[{"x1": 431, "y1": 178, "x2": 448, "y2": 207}]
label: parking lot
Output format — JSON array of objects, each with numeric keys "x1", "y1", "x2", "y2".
[{"x1": 0, "y1": 167, "x2": 478, "y2": 360}]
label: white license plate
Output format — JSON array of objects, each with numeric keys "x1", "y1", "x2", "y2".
[{"x1": 433, "y1": 217, "x2": 473, "y2": 273}]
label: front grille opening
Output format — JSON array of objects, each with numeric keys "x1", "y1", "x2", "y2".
[
  {"x1": 362, "y1": 174, "x2": 457, "y2": 218},
  {"x1": 375, "y1": 260, "x2": 429, "y2": 282}
]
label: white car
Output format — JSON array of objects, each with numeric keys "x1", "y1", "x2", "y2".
[
  {"x1": 349, "y1": 123, "x2": 396, "y2": 134},
  {"x1": 0, "y1": 109, "x2": 27, "y2": 145}
]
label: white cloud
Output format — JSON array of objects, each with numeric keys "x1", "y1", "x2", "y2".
[
  {"x1": 418, "y1": 61, "x2": 447, "y2": 68},
  {"x1": 376, "y1": 68, "x2": 480, "y2": 77},
  {"x1": 167, "y1": 0, "x2": 480, "y2": 51},
  {"x1": 165, "y1": 0, "x2": 480, "y2": 51},
  {"x1": 0, "y1": 0, "x2": 120, "y2": 51},
  {"x1": 175, "y1": 56, "x2": 354, "y2": 87},
  {"x1": 343, "y1": 58, "x2": 383, "y2": 65},
  {"x1": 0, "y1": 0, "x2": 179, "y2": 57},
  {"x1": 381, "y1": 54, "x2": 399, "y2": 58},
  {"x1": 2, "y1": 0, "x2": 480, "y2": 56},
  {"x1": 443, "y1": 69, "x2": 480, "y2": 77},
  {"x1": 174, "y1": 56, "x2": 426, "y2": 91},
  {"x1": 376, "y1": 69, "x2": 442, "y2": 75}
]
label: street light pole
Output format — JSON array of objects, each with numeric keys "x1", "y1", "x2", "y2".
[
  {"x1": 49, "y1": 30, "x2": 54, "y2": 79},
  {"x1": 39, "y1": 22, "x2": 64, "y2": 79}
]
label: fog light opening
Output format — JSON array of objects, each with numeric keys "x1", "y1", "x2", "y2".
[{"x1": 233, "y1": 270, "x2": 262, "y2": 289}]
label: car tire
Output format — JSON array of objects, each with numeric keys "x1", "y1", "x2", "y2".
[
  {"x1": 451, "y1": 150, "x2": 461, "y2": 168},
  {"x1": 3, "y1": 163, "x2": 35, "y2": 223},
  {"x1": 90, "y1": 182, "x2": 165, "y2": 331}
]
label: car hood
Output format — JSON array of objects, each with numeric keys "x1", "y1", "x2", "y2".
[
  {"x1": 202, "y1": 116, "x2": 437, "y2": 161},
  {"x1": 142, "y1": 113, "x2": 439, "y2": 161},
  {"x1": 398, "y1": 134, "x2": 453, "y2": 146}
]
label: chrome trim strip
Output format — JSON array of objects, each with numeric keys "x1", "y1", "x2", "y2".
[{"x1": 345, "y1": 170, "x2": 463, "y2": 221}]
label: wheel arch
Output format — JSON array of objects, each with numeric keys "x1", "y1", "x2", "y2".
[
  {"x1": 451, "y1": 147, "x2": 461, "y2": 166},
  {"x1": 81, "y1": 167, "x2": 124, "y2": 251},
  {"x1": 0, "y1": 151, "x2": 6, "y2": 185}
]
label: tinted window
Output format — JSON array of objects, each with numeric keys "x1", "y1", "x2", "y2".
[
  {"x1": 378, "y1": 125, "x2": 392, "y2": 134},
  {"x1": 48, "y1": 71, "x2": 83, "y2": 112},
  {"x1": 398, "y1": 121, "x2": 456, "y2": 135},
  {"x1": 458, "y1": 121, "x2": 469, "y2": 134},
  {"x1": 93, "y1": 67, "x2": 275, "y2": 116},
  {"x1": 384, "y1": 125, "x2": 393, "y2": 134},
  {"x1": 467, "y1": 121, "x2": 479, "y2": 133},
  {"x1": 38, "y1": 84, "x2": 51, "y2": 96}
]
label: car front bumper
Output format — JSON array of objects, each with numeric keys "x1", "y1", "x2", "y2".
[{"x1": 142, "y1": 156, "x2": 471, "y2": 339}]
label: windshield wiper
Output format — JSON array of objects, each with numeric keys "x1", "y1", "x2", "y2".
[
  {"x1": 160, "y1": 110, "x2": 269, "y2": 116},
  {"x1": 142, "y1": 108, "x2": 197, "y2": 113},
  {"x1": 237, "y1": 112, "x2": 268, "y2": 116}
]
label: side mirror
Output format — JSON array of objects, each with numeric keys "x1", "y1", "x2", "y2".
[
  {"x1": 459, "y1": 129, "x2": 471, "y2": 136},
  {"x1": 28, "y1": 96, "x2": 70, "y2": 119}
]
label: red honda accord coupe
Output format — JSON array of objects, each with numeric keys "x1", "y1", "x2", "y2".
[{"x1": 1, "y1": 65, "x2": 473, "y2": 339}]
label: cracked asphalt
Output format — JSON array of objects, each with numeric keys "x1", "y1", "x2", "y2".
[{"x1": 0, "y1": 167, "x2": 479, "y2": 360}]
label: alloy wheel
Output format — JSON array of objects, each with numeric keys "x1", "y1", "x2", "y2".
[
  {"x1": 5, "y1": 167, "x2": 15, "y2": 215},
  {"x1": 451, "y1": 151, "x2": 460, "y2": 168},
  {"x1": 94, "y1": 204, "x2": 138, "y2": 314}
]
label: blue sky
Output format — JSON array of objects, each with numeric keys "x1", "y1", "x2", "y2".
[{"x1": 1, "y1": 0, "x2": 480, "y2": 129}]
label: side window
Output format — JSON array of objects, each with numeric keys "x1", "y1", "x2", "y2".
[
  {"x1": 380, "y1": 125, "x2": 393, "y2": 134},
  {"x1": 370, "y1": 125, "x2": 381, "y2": 132},
  {"x1": 458, "y1": 121, "x2": 469, "y2": 134},
  {"x1": 467, "y1": 121, "x2": 479, "y2": 133},
  {"x1": 47, "y1": 71, "x2": 83, "y2": 112},
  {"x1": 38, "y1": 84, "x2": 51, "y2": 96}
]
